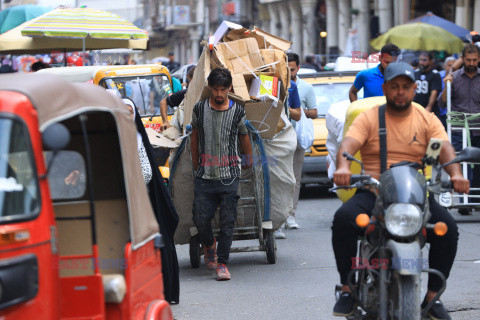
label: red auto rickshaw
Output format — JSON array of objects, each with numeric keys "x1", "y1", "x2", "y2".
[{"x1": 0, "y1": 73, "x2": 173, "y2": 319}]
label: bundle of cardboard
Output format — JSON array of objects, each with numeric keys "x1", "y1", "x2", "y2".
[{"x1": 183, "y1": 21, "x2": 292, "y2": 139}]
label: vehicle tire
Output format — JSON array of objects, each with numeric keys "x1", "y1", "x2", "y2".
[
  {"x1": 390, "y1": 272, "x2": 420, "y2": 320},
  {"x1": 264, "y1": 229, "x2": 276, "y2": 264},
  {"x1": 189, "y1": 235, "x2": 201, "y2": 269}
]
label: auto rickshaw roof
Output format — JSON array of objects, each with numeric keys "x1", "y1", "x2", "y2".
[
  {"x1": 37, "y1": 65, "x2": 106, "y2": 83},
  {"x1": 37, "y1": 64, "x2": 171, "y2": 84},
  {"x1": 0, "y1": 72, "x2": 159, "y2": 249}
]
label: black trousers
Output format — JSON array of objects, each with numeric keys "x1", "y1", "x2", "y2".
[
  {"x1": 193, "y1": 177, "x2": 240, "y2": 265},
  {"x1": 331, "y1": 190, "x2": 459, "y2": 292}
]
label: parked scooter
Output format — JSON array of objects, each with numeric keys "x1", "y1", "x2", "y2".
[{"x1": 331, "y1": 140, "x2": 480, "y2": 320}]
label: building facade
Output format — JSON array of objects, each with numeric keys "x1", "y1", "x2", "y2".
[{"x1": 142, "y1": 0, "x2": 258, "y2": 64}]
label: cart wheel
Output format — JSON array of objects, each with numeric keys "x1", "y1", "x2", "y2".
[
  {"x1": 189, "y1": 235, "x2": 201, "y2": 268},
  {"x1": 263, "y1": 229, "x2": 276, "y2": 264}
]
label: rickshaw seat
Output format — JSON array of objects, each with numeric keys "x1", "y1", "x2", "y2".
[{"x1": 102, "y1": 274, "x2": 126, "y2": 303}]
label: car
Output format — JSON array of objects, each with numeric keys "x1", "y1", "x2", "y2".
[
  {"x1": 171, "y1": 63, "x2": 197, "y2": 84},
  {"x1": 298, "y1": 71, "x2": 363, "y2": 188}
]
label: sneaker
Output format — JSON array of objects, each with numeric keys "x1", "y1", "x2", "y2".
[
  {"x1": 458, "y1": 208, "x2": 472, "y2": 216},
  {"x1": 285, "y1": 216, "x2": 299, "y2": 229},
  {"x1": 274, "y1": 229, "x2": 286, "y2": 239},
  {"x1": 216, "y1": 263, "x2": 231, "y2": 281},
  {"x1": 203, "y1": 240, "x2": 217, "y2": 271},
  {"x1": 422, "y1": 299, "x2": 451, "y2": 320},
  {"x1": 333, "y1": 292, "x2": 356, "y2": 317}
]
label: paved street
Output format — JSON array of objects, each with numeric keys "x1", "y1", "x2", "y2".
[{"x1": 171, "y1": 187, "x2": 480, "y2": 320}]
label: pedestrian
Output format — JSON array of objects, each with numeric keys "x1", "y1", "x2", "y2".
[
  {"x1": 411, "y1": 58, "x2": 419, "y2": 70},
  {"x1": 31, "y1": 60, "x2": 50, "y2": 72},
  {"x1": 413, "y1": 52, "x2": 442, "y2": 116},
  {"x1": 191, "y1": 67, "x2": 252, "y2": 280},
  {"x1": 438, "y1": 43, "x2": 480, "y2": 215},
  {"x1": 437, "y1": 56, "x2": 456, "y2": 128},
  {"x1": 439, "y1": 57, "x2": 456, "y2": 88},
  {"x1": 301, "y1": 55, "x2": 322, "y2": 72},
  {"x1": 286, "y1": 52, "x2": 317, "y2": 230},
  {"x1": 122, "y1": 96, "x2": 180, "y2": 303},
  {"x1": 274, "y1": 78, "x2": 302, "y2": 240},
  {"x1": 159, "y1": 66, "x2": 196, "y2": 132},
  {"x1": 165, "y1": 51, "x2": 181, "y2": 72},
  {"x1": 332, "y1": 62, "x2": 468, "y2": 320},
  {"x1": 348, "y1": 43, "x2": 400, "y2": 101}
]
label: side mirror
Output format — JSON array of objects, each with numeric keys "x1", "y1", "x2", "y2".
[
  {"x1": 42, "y1": 123, "x2": 70, "y2": 151},
  {"x1": 442, "y1": 147, "x2": 480, "y2": 168}
]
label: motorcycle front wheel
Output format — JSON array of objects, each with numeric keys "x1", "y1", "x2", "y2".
[{"x1": 389, "y1": 271, "x2": 421, "y2": 320}]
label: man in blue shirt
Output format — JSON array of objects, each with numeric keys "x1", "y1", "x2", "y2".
[{"x1": 348, "y1": 44, "x2": 400, "y2": 102}]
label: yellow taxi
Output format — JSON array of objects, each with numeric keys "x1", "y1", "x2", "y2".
[{"x1": 299, "y1": 70, "x2": 361, "y2": 188}]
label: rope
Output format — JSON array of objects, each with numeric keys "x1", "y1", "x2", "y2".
[
  {"x1": 213, "y1": 42, "x2": 281, "y2": 135},
  {"x1": 446, "y1": 111, "x2": 480, "y2": 169},
  {"x1": 446, "y1": 111, "x2": 480, "y2": 148}
]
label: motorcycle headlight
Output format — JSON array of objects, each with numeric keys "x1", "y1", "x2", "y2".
[{"x1": 385, "y1": 203, "x2": 422, "y2": 238}]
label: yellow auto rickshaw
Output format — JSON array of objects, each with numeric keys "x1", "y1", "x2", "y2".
[{"x1": 38, "y1": 64, "x2": 175, "y2": 178}]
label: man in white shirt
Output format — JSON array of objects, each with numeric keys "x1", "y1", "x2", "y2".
[{"x1": 286, "y1": 52, "x2": 317, "y2": 229}]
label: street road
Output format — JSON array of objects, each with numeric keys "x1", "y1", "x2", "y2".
[{"x1": 171, "y1": 187, "x2": 480, "y2": 320}]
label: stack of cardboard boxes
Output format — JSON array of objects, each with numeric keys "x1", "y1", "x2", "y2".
[{"x1": 183, "y1": 21, "x2": 292, "y2": 139}]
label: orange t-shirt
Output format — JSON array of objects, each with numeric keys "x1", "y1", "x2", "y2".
[{"x1": 345, "y1": 105, "x2": 448, "y2": 178}]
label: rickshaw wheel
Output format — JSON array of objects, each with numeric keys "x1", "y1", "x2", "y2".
[
  {"x1": 263, "y1": 229, "x2": 276, "y2": 264},
  {"x1": 189, "y1": 235, "x2": 201, "y2": 268}
]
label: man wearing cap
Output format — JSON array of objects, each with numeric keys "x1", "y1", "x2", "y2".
[{"x1": 331, "y1": 62, "x2": 469, "y2": 320}]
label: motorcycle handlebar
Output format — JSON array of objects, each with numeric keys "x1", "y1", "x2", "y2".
[
  {"x1": 350, "y1": 174, "x2": 372, "y2": 184},
  {"x1": 329, "y1": 174, "x2": 378, "y2": 192},
  {"x1": 441, "y1": 181, "x2": 452, "y2": 189}
]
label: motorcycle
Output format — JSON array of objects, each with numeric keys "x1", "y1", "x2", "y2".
[{"x1": 331, "y1": 141, "x2": 480, "y2": 320}]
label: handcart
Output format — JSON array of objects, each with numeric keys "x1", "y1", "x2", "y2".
[
  {"x1": 170, "y1": 121, "x2": 277, "y2": 266},
  {"x1": 442, "y1": 81, "x2": 480, "y2": 217}
]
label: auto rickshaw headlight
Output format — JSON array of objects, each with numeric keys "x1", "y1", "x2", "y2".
[{"x1": 385, "y1": 203, "x2": 422, "y2": 238}]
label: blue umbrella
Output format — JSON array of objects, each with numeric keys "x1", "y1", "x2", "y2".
[
  {"x1": 409, "y1": 12, "x2": 470, "y2": 41},
  {"x1": 0, "y1": 4, "x2": 52, "y2": 34}
]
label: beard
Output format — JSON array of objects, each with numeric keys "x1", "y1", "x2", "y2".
[
  {"x1": 465, "y1": 65, "x2": 477, "y2": 74},
  {"x1": 386, "y1": 97, "x2": 412, "y2": 111},
  {"x1": 214, "y1": 96, "x2": 225, "y2": 105}
]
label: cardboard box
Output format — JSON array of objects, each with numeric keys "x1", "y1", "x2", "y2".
[
  {"x1": 212, "y1": 20, "x2": 243, "y2": 47},
  {"x1": 212, "y1": 38, "x2": 265, "y2": 75},
  {"x1": 224, "y1": 27, "x2": 292, "y2": 51},
  {"x1": 182, "y1": 24, "x2": 291, "y2": 139},
  {"x1": 260, "y1": 48, "x2": 290, "y2": 92}
]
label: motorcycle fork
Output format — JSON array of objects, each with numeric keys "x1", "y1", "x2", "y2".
[{"x1": 377, "y1": 244, "x2": 391, "y2": 320}]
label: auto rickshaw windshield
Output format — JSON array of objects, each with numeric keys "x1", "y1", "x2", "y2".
[
  {"x1": 100, "y1": 74, "x2": 172, "y2": 116},
  {"x1": 0, "y1": 117, "x2": 40, "y2": 221}
]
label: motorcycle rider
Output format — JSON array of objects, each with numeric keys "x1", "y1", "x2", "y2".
[{"x1": 331, "y1": 62, "x2": 470, "y2": 320}]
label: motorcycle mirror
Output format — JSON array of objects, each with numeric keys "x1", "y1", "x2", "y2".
[
  {"x1": 442, "y1": 147, "x2": 480, "y2": 168},
  {"x1": 42, "y1": 123, "x2": 70, "y2": 151}
]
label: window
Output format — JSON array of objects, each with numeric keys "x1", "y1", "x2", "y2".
[
  {"x1": 100, "y1": 74, "x2": 172, "y2": 116},
  {"x1": 313, "y1": 82, "x2": 364, "y2": 116},
  {"x1": 46, "y1": 151, "x2": 86, "y2": 201},
  {"x1": 0, "y1": 118, "x2": 40, "y2": 221}
]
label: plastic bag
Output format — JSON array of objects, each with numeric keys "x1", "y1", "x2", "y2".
[{"x1": 295, "y1": 108, "x2": 314, "y2": 149}]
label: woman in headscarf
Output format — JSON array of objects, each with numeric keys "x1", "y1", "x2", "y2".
[{"x1": 123, "y1": 98, "x2": 180, "y2": 304}]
